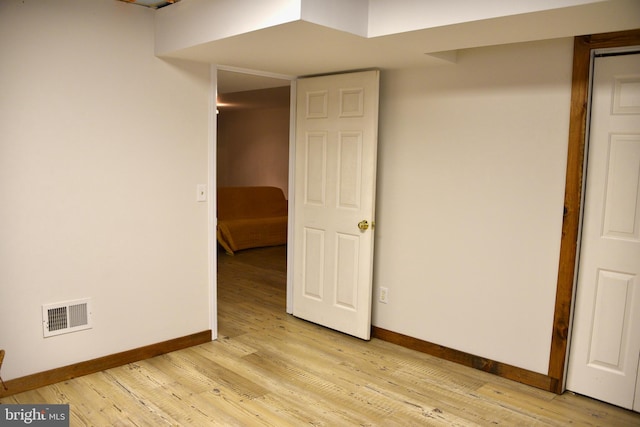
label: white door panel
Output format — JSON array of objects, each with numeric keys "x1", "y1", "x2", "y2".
[
  {"x1": 567, "y1": 52, "x2": 640, "y2": 410},
  {"x1": 293, "y1": 70, "x2": 379, "y2": 340},
  {"x1": 602, "y1": 134, "x2": 640, "y2": 242}
]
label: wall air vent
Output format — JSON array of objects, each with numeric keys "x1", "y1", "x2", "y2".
[{"x1": 42, "y1": 298, "x2": 93, "y2": 338}]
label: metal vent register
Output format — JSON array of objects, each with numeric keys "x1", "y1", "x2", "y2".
[{"x1": 42, "y1": 298, "x2": 92, "y2": 337}]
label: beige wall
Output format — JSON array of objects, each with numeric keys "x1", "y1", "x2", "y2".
[
  {"x1": 0, "y1": 0, "x2": 210, "y2": 380},
  {"x1": 373, "y1": 38, "x2": 573, "y2": 374},
  {"x1": 217, "y1": 88, "x2": 290, "y2": 195}
]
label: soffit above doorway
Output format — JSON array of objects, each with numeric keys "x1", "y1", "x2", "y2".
[{"x1": 154, "y1": 0, "x2": 640, "y2": 77}]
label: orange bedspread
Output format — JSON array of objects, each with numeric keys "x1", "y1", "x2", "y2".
[{"x1": 216, "y1": 186, "x2": 288, "y2": 254}]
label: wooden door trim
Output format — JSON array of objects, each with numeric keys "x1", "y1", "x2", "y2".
[{"x1": 548, "y1": 29, "x2": 640, "y2": 394}]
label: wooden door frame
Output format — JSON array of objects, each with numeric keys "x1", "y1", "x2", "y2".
[{"x1": 548, "y1": 28, "x2": 640, "y2": 394}]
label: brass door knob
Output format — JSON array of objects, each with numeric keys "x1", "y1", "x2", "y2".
[{"x1": 358, "y1": 220, "x2": 369, "y2": 231}]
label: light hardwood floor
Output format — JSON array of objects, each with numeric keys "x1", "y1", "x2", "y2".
[{"x1": 2, "y1": 245, "x2": 639, "y2": 426}]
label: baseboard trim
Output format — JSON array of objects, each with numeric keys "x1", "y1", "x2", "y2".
[
  {"x1": 0, "y1": 330, "x2": 212, "y2": 398},
  {"x1": 371, "y1": 326, "x2": 558, "y2": 393}
]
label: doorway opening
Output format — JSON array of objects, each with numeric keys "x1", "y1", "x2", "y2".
[{"x1": 215, "y1": 68, "x2": 293, "y2": 338}]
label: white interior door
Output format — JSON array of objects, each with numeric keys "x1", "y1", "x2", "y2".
[
  {"x1": 292, "y1": 70, "x2": 379, "y2": 340},
  {"x1": 566, "y1": 51, "x2": 640, "y2": 410}
]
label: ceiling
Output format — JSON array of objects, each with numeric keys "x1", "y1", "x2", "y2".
[
  {"x1": 164, "y1": 19, "x2": 463, "y2": 77},
  {"x1": 138, "y1": 0, "x2": 640, "y2": 93},
  {"x1": 155, "y1": 0, "x2": 640, "y2": 79}
]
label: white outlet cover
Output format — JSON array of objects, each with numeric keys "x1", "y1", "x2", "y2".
[
  {"x1": 379, "y1": 286, "x2": 388, "y2": 304},
  {"x1": 196, "y1": 184, "x2": 207, "y2": 202}
]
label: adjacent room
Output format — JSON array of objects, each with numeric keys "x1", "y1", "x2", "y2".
[{"x1": 215, "y1": 70, "x2": 290, "y2": 256}]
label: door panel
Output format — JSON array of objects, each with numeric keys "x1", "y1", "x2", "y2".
[
  {"x1": 302, "y1": 228, "x2": 324, "y2": 300},
  {"x1": 293, "y1": 70, "x2": 379, "y2": 340},
  {"x1": 589, "y1": 270, "x2": 634, "y2": 369},
  {"x1": 304, "y1": 132, "x2": 327, "y2": 205},
  {"x1": 335, "y1": 233, "x2": 359, "y2": 309},
  {"x1": 337, "y1": 132, "x2": 363, "y2": 208},
  {"x1": 602, "y1": 135, "x2": 640, "y2": 240},
  {"x1": 567, "y1": 52, "x2": 640, "y2": 410}
]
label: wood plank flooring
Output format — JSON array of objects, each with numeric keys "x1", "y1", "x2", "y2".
[{"x1": 2, "y1": 245, "x2": 640, "y2": 426}]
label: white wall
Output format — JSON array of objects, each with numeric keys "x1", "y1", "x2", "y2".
[
  {"x1": 217, "y1": 105, "x2": 290, "y2": 194},
  {"x1": 0, "y1": 0, "x2": 210, "y2": 380},
  {"x1": 155, "y1": 0, "x2": 302, "y2": 56},
  {"x1": 366, "y1": 0, "x2": 604, "y2": 37},
  {"x1": 373, "y1": 38, "x2": 573, "y2": 374}
]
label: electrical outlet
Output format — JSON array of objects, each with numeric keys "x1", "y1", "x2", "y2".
[
  {"x1": 379, "y1": 286, "x2": 388, "y2": 304},
  {"x1": 196, "y1": 184, "x2": 207, "y2": 202}
]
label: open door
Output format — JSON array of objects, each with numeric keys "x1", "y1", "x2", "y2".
[{"x1": 292, "y1": 70, "x2": 379, "y2": 340}]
